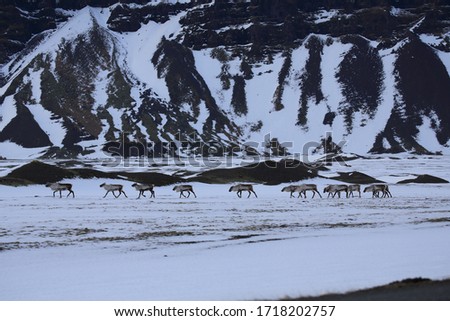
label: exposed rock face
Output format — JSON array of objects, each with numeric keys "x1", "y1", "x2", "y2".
[
  {"x1": 1, "y1": 0, "x2": 450, "y2": 158},
  {"x1": 0, "y1": 103, "x2": 52, "y2": 147}
]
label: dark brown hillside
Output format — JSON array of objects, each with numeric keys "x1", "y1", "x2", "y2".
[
  {"x1": 0, "y1": 104, "x2": 52, "y2": 148},
  {"x1": 336, "y1": 35, "x2": 384, "y2": 132},
  {"x1": 371, "y1": 34, "x2": 450, "y2": 153},
  {"x1": 297, "y1": 36, "x2": 324, "y2": 128},
  {"x1": 395, "y1": 34, "x2": 450, "y2": 145},
  {"x1": 151, "y1": 38, "x2": 240, "y2": 142}
]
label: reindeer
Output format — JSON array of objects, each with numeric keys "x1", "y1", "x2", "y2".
[
  {"x1": 347, "y1": 184, "x2": 361, "y2": 198},
  {"x1": 282, "y1": 185, "x2": 303, "y2": 198},
  {"x1": 100, "y1": 183, "x2": 128, "y2": 198},
  {"x1": 363, "y1": 184, "x2": 392, "y2": 198},
  {"x1": 45, "y1": 182, "x2": 75, "y2": 198},
  {"x1": 229, "y1": 184, "x2": 258, "y2": 198},
  {"x1": 173, "y1": 185, "x2": 197, "y2": 198},
  {"x1": 281, "y1": 184, "x2": 322, "y2": 198},
  {"x1": 299, "y1": 184, "x2": 322, "y2": 198},
  {"x1": 132, "y1": 183, "x2": 155, "y2": 199},
  {"x1": 323, "y1": 184, "x2": 348, "y2": 198}
]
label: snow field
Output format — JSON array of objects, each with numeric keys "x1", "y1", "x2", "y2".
[{"x1": 0, "y1": 175, "x2": 449, "y2": 300}]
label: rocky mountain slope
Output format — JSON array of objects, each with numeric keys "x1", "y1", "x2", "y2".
[{"x1": 0, "y1": 0, "x2": 449, "y2": 158}]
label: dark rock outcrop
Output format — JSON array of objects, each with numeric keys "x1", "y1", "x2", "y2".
[
  {"x1": 3, "y1": 160, "x2": 181, "y2": 186},
  {"x1": 194, "y1": 159, "x2": 323, "y2": 185},
  {"x1": 397, "y1": 174, "x2": 449, "y2": 184},
  {"x1": 328, "y1": 171, "x2": 383, "y2": 184}
]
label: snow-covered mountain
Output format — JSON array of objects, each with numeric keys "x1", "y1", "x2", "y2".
[{"x1": 1, "y1": 0, "x2": 450, "y2": 158}]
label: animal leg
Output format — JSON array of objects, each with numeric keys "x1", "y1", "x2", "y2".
[
  {"x1": 316, "y1": 190, "x2": 323, "y2": 198},
  {"x1": 247, "y1": 191, "x2": 251, "y2": 198},
  {"x1": 103, "y1": 190, "x2": 110, "y2": 198},
  {"x1": 67, "y1": 190, "x2": 75, "y2": 198},
  {"x1": 383, "y1": 188, "x2": 392, "y2": 198},
  {"x1": 191, "y1": 190, "x2": 197, "y2": 198},
  {"x1": 150, "y1": 190, "x2": 155, "y2": 198},
  {"x1": 122, "y1": 190, "x2": 128, "y2": 198}
]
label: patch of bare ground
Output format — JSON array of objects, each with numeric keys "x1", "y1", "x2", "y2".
[
  {"x1": 321, "y1": 222, "x2": 375, "y2": 228},
  {"x1": 414, "y1": 217, "x2": 450, "y2": 225},
  {"x1": 228, "y1": 234, "x2": 261, "y2": 240},
  {"x1": 284, "y1": 278, "x2": 450, "y2": 301}
]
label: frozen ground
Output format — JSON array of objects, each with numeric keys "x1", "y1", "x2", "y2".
[{"x1": 0, "y1": 156, "x2": 450, "y2": 300}]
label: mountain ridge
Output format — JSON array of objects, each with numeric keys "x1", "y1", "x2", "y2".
[{"x1": 1, "y1": 0, "x2": 449, "y2": 159}]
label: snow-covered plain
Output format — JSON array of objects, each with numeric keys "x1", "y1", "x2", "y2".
[{"x1": 0, "y1": 156, "x2": 450, "y2": 300}]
